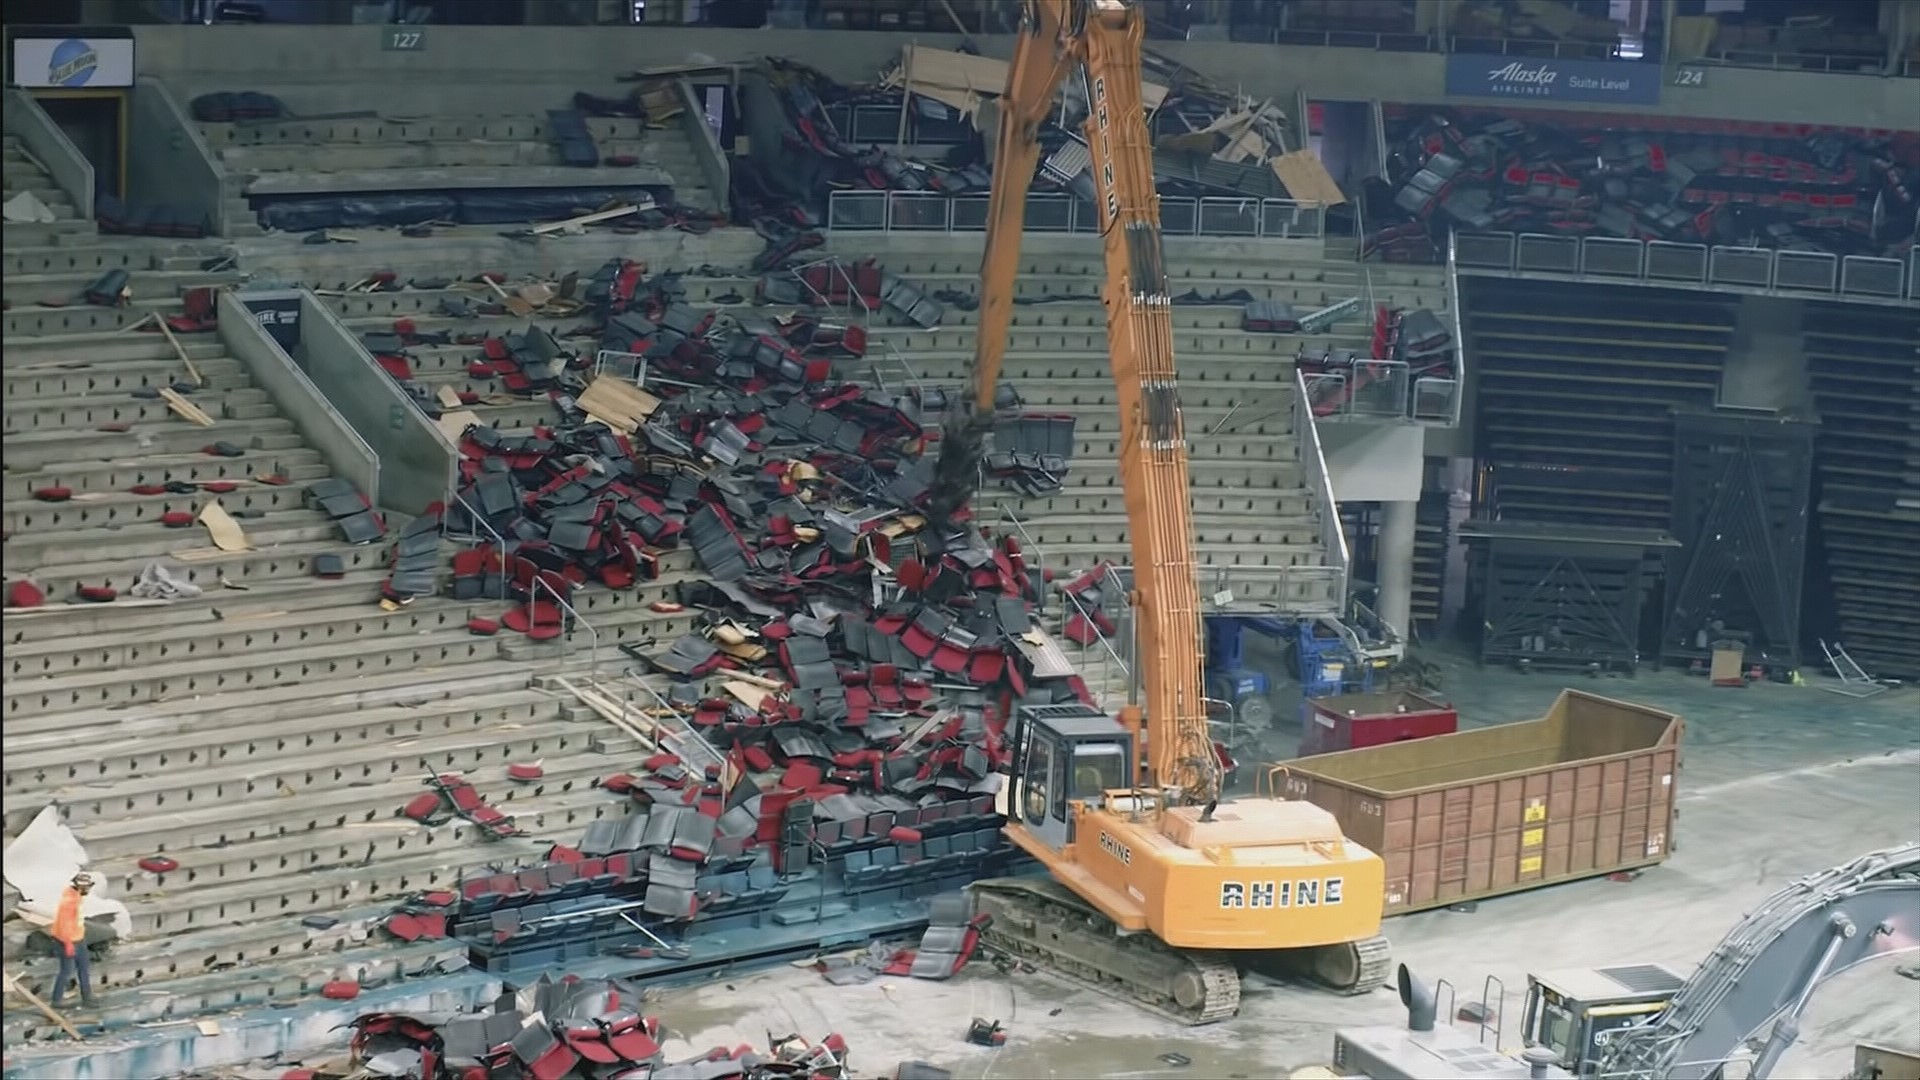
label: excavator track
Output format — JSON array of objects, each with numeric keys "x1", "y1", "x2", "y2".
[
  {"x1": 971, "y1": 877, "x2": 1242, "y2": 1026},
  {"x1": 1246, "y1": 933, "x2": 1395, "y2": 996}
]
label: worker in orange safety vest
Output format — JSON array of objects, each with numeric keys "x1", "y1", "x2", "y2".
[{"x1": 49, "y1": 872, "x2": 97, "y2": 1009}]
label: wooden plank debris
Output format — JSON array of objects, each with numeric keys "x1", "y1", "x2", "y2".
[
  {"x1": 158, "y1": 387, "x2": 216, "y2": 427},
  {"x1": 577, "y1": 376, "x2": 662, "y2": 433},
  {"x1": 1271, "y1": 149, "x2": 1348, "y2": 207}
]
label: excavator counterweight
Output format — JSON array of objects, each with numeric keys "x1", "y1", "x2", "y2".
[{"x1": 946, "y1": 0, "x2": 1391, "y2": 1024}]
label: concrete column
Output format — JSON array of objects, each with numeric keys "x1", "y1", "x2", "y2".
[{"x1": 1377, "y1": 499, "x2": 1417, "y2": 639}]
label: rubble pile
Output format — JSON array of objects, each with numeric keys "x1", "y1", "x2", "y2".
[
  {"x1": 360, "y1": 255, "x2": 1111, "y2": 967},
  {"x1": 1367, "y1": 108, "x2": 1920, "y2": 263},
  {"x1": 739, "y1": 48, "x2": 1345, "y2": 220},
  {"x1": 320, "y1": 974, "x2": 868, "y2": 1080}
]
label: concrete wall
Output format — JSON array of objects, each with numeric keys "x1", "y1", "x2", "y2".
[
  {"x1": 291, "y1": 291, "x2": 457, "y2": 517},
  {"x1": 219, "y1": 289, "x2": 381, "y2": 503},
  {"x1": 675, "y1": 77, "x2": 731, "y2": 216},
  {"x1": 125, "y1": 26, "x2": 1920, "y2": 131},
  {"x1": 2, "y1": 89, "x2": 94, "y2": 217},
  {"x1": 1721, "y1": 296, "x2": 1812, "y2": 415},
  {"x1": 1322, "y1": 422, "x2": 1426, "y2": 503},
  {"x1": 127, "y1": 75, "x2": 227, "y2": 234}
]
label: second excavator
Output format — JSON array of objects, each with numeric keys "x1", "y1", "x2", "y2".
[{"x1": 924, "y1": 0, "x2": 1392, "y2": 1025}]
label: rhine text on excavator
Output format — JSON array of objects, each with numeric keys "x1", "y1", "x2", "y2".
[{"x1": 1220, "y1": 878, "x2": 1347, "y2": 909}]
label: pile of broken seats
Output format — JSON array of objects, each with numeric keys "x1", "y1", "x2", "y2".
[
  {"x1": 334, "y1": 974, "x2": 860, "y2": 1080},
  {"x1": 1373, "y1": 109, "x2": 1917, "y2": 257},
  {"x1": 753, "y1": 256, "x2": 946, "y2": 330}
]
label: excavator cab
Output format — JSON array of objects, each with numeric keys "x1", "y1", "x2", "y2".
[
  {"x1": 1008, "y1": 703, "x2": 1135, "y2": 851},
  {"x1": 1521, "y1": 965, "x2": 1683, "y2": 1075}
]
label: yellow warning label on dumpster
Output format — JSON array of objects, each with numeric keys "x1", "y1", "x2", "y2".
[
  {"x1": 1522, "y1": 827, "x2": 1545, "y2": 848},
  {"x1": 1519, "y1": 855, "x2": 1543, "y2": 875}
]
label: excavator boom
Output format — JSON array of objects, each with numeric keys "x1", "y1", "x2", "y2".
[
  {"x1": 926, "y1": 0, "x2": 1076, "y2": 531},
  {"x1": 956, "y1": 0, "x2": 1392, "y2": 1026}
]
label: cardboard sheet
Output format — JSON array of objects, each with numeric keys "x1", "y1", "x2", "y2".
[
  {"x1": 577, "y1": 377, "x2": 662, "y2": 433},
  {"x1": 1271, "y1": 150, "x2": 1348, "y2": 207},
  {"x1": 3, "y1": 806, "x2": 134, "y2": 940},
  {"x1": 197, "y1": 499, "x2": 252, "y2": 552}
]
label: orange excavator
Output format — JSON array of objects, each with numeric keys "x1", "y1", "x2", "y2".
[{"x1": 925, "y1": 0, "x2": 1393, "y2": 1025}]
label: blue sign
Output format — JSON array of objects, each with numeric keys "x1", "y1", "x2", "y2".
[
  {"x1": 47, "y1": 39, "x2": 99, "y2": 87},
  {"x1": 1445, "y1": 54, "x2": 1662, "y2": 106}
]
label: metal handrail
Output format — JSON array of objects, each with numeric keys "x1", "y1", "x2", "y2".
[
  {"x1": 1443, "y1": 229, "x2": 1469, "y2": 427},
  {"x1": 1452, "y1": 229, "x2": 1911, "y2": 305},
  {"x1": 1294, "y1": 367, "x2": 1351, "y2": 606},
  {"x1": 532, "y1": 576, "x2": 598, "y2": 679},
  {"x1": 828, "y1": 190, "x2": 1327, "y2": 241},
  {"x1": 872, "y1": 339, "x2": 927, "y2": 400},
  {"x1": 790, "y1": 255, "x2": 866, "y2": 323},
  {"x1": 623, "y1": 672, "x2": 729, "y2": 778},
  {"x1": 444, "y1": 492, "x2": 509, "y2": 602},
  {"x1": 995, "y1": 507, "x2": 1130, "y2": 692}
]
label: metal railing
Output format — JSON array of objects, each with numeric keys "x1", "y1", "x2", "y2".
[
  {"x1": 870, "y1": 339, "x2": 927, "y2": 401},
  {"x1": 1440, "y1": 228, "x2": 1470, "y2": 427},
  {"x1": 533, "y1": 576, "x2": 598, "y2": 679},
  {"x1": 827, "y1": 190, "x2": 1327, "y2": 242},
  {"x1": 995, "y1": 507, "x2": 1133, "y2": 700},
  {"x1": 1446, "y1": 35, "x2": 1653, "y2": 61},
  {"x1": 624, "y1": 672, "x2": 730, "y2": 779},
  {"x1": 444, "y1": 491, "x2": 510, "y2": 601},
  {"x1": 593, "y1": 348, "x2": 649, "y2": 384},
  {"x1": 1453, "y1": 230, "x2": 1914, "y2": 304},
  {"x1": 1294, "y1": 367, "x2": 1352, "y2": 610},
  {"x1": 1684, "y1": 48, "x2": 1909, "y2": 76},
  {"x1": 790, "y1": 255, "x2": 868, "y2": 323}
]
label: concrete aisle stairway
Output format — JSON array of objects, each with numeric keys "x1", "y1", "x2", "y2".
[
  {"x1": 0, "y1": 252, "x2": 693, "y2": 1040},
  {"x1": 2, "y1": 135, "x2": 92, "y2": 247},
  {"x1": 199, "y1": 112, "x2": 720, "y2": 234}
]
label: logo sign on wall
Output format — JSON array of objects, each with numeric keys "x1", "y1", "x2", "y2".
[
  {"x1": 239, "y1": 290, "x2": 303, "y2": 353},
  {"x1": 10, "y1": 36, "x2": 136, "y2": 89},
  {"x1": 1445, "y1": 54, "x2": 1662, "y2": 106}
]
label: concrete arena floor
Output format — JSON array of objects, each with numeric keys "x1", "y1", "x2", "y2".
[{"x1": 643, "y1": 653, "x2": 1920, "y2": 1079}]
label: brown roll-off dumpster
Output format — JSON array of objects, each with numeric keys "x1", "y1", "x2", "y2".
[{"x1": 1274, "y1": 689, "x2": 1683, "y2": 914}]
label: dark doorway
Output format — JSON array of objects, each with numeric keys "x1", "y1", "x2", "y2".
[{"x1": 37, "y1": 92, "x2": 123, "y2": 199}]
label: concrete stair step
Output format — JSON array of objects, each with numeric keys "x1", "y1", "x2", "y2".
[
  {"x1": 2, "y1": 476, "x2": 317, "y2": 536},
  {"x1": 985, "y1": 488, "x2": 1316, "y2": 519},
  {"x1": 2, "y1": 447, "x2": 326, "y2": 502},
  {"x1": 0, "y1": 219, "x2": 98, "y2": 248},
  {"x1": 1059, "y1": 457, "x2": 1307, "y2": 490},
  {"x1": 3, "y1": 414, "x2": 301, "y2": 469},
  {"x1": 1, "y1": 268, "x2": 239, "y2": 307},
  {"x1": 5, "y1": 296, "x2": 180, "y2": 338},
  {"x1": 13, "y1": 534, "x2": 375, "y2": 601},
  {"x1": 74, "y1": 752, "x2": 613, "y2": 889},
  {"x1": 1017, "y1": 515, "x2": 1323, "y2": 551},
  {"x1": 3, "y1": 361, "x2": 251, "y2": 401},
  {"x1": 4, "y1": 687, "x2": 557, "y2": 788},
  {"x1": 3, "y1": 384, "x2": 272, "y2": 431},
  {"x1": 0, "y1": 663, "x2": 538, "y2": 747},
  {"x1": 2, "y1": 328, "x2": 227, "y2": 366},
  {"x1": 33, "y1": 715, "x2": 623, "y2": 829},
  {"x1": 1, "y1": 938, "x2": 467, "y2": 1041},
  {"x1": 5, "y1": 508, "x2": 339, "y2": 568}
]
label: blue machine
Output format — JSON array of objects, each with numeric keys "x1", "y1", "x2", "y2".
[{"x1": 1202, "y1": 615, "x2": 1293, "y2": 729}]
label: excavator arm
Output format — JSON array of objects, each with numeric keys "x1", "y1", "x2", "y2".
[
  {"x1": 929, "y1": 0, "x2": 1218, "y2": 802},
  {"x1": 1072, "y1": 2, "x2": 1218, "y2": 800},
  {"x1": 926, "y1": 0, "x2": 1077, "y2": 529},
  {"x1": 1596, "y1": 842, "x2": 1920, "y2": 1080}
]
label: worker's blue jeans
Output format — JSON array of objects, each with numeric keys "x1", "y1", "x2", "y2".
[{"x1": 51, "y1": 945, "x2": 94, "y2": 1006}]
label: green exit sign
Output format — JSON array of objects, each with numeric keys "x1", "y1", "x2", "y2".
[{"x1": 381, "y1": 27, "x2": 426, "y2": 51}]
